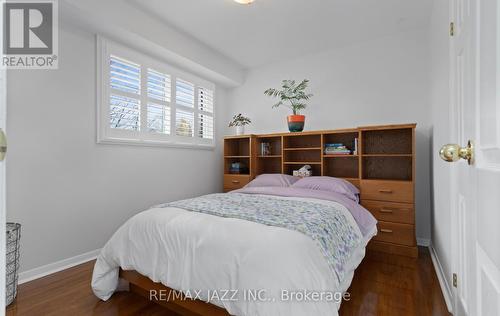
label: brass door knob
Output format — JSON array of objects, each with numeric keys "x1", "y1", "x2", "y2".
[{"x1": 439, "y1": 140, "x2": 474, "y2": 165}]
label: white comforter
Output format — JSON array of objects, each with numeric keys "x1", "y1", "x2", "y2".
[{"x1": 92, "y1": 195, "x2": 376, "y2": 316}]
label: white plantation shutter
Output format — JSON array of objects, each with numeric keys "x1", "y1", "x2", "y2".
[
  {"x1": 147, "y1": 69, "x2": 171, "y2": 102},
  {"x1": 198, "y1": 114, "x2": 214, "y2": 139},
  {"x1": 99, "y1": 37, "x2": 215, "y2": 148},
  {"x1": 176, "y1": 109, "x2": 194, "y2": 137},
  {"x1": 198, "y1": 87, "x2": 214, "y2": 139},
  {"x1": 147, "y1": 103, "x2": 170, "y2": 134},
  {"x1": 198, "y1": 87, "x2": 214, "y2": 113},
  {"x1": 147, "y1": 69, "x2": 171, "y2": 134},
  {"x1": 110, "y1": 94, "x2": 140, "y2": 130},
  {"x1": 175, "y1": 78, "x2": 195, "y2": 137},
  {"x1": 110, "y1": 56, "x2": 141, "y2": 94},
  {"x1": 176, "y1": 79, "x2": 195, "y2": 108},
  {"x1": 109, "y1": 56, "x2": 141, "y2": 130}
]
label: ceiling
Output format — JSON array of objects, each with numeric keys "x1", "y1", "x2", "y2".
[{"x1": 128, "y1": 0, "x2": 432, "y2": 69}]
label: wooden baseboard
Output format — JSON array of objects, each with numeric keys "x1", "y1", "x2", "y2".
[
  {"x1": 120, "y1": 269, "x2": 230, "y2": 316},
  {"x1": 367, "y1": 240, "x2": 418, "y2": 258}
]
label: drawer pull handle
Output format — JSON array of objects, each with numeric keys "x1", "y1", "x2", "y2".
[
  {"x1": 379, "y1": 209, "x2": 394, "y2": 214},
  {"x1": 380, "y1": 229, "x2": 393, "y2": 233},
  {"x1": 231, "y1": 180, "x2": 240, "y2": 184},
  {"x1": 378, "y1": 189, "x2": 393, "y2": 194}
]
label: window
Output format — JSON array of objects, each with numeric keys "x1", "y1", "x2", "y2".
[{"x1": 98, "y1": 37, "x2": 216, "y2": 148}]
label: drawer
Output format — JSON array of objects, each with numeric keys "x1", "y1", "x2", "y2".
[
  {"x1": 374, "y1": 221, "x2": 415, "y2": 246},
  {"x1": 361, "y1": 200, "x2": 414, "y2": 224},
  {"x1": 360, "y1": 180, "x2": 413, "y2": 203},
  {"x1": 224, "y1": 175, "x2": 251, "y2": 191}
]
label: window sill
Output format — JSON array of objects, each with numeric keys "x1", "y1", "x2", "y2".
[{"x1": 97, "y1": 136, "x2": 216, "y2": 150}]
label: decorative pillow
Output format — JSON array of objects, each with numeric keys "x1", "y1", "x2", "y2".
[
  {"x1": 245, "y1": 174, "x2": 300, "y2": 188},
  {"x1": 291, "y1": 176, "x2": 360, "y2": 202}
]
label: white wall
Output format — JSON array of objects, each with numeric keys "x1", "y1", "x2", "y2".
[
  {"x1": 429, "y1": 0, "x2": 453, "y2": 295},
  {"x1": 227, "y1": 30, "x2": 432, "y2": 241},
  {"x1": 6, "y1": 23, "x2": 227, "y2": 272}
]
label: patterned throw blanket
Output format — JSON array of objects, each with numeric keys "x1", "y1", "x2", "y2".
[{"x1": 161, "y1": 193, "x2": 362, "y2": 283}]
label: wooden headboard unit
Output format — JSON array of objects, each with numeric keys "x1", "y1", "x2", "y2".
[{"x1": 223, "y1": 123, "x2": 417, "y2": 257}]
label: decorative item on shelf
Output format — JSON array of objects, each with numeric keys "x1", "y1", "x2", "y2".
[
  {"x1": 260, "y1": 142, "x2": 271, "y2": 156},
  {"x1": 228, "y1": 114, "x2": 251, "y2": 136},
  {"x1": 324, "y1": 143, "x2": 352, "y2": 155},
  {"x1": 353, "y1": 138, "x2": 359, "y2": 155},
  {"x1": 229, "y1": 162, "x2": 249, "y2": 174},
  {"x1": 264, "y1": 79, "x2": 313, "y2": 133},
  {"x1": 293, "y1": 165, "x2": 312, "y2": 177}
]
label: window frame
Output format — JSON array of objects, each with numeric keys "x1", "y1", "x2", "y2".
[{"x1": 97, "y1": 36, "x2": 216, "y2": 149}]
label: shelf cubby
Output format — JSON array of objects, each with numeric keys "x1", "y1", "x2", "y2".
[
  {"x1": 224, "y1": 157, "x2": 250, "y2": 175},
  {"x1": 224, "y1": 137, "x2": 250, "y2": 157},
  {"x1": 362, "y1": 128, "x2": 412, "y2": 155},
  {"x1": 324, "y1": 156, "x2": 359, "y2": 179},
  {"x1": 283, "y1": 134, "x2": 321, "y2": 149},
  {"x1": 283, "y1": 163, "x2": 321, "y2": 177},
  {"x1": 224, "y1": 136, "x2": 254, "y2": 176},
  {"x1": 256, "y1": 136, "x2": 282, "y2": 156},
  {"x1": 255, "y1": 136, "x2": 282, "y2": 175},
  {"x1": 362, "y1": 156, "x2": 412, "y2": 181},
  {"x1": 284, "y1": 149, "x2": 321, "y2": 163},
  {"x1": 323, "y1": 132, "x2": 359, "y2": 154},
  {"x1": 256, "y1": 158, "x2": 282, "y2": 174}
]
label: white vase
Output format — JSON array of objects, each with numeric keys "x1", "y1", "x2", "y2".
[{"x1": 236, "y1": 126, "x2": 245, "y2": 135}]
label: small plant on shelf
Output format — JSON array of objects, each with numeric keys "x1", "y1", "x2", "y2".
[
  {"x1": 264, "y1": 79, "x2": 313, "y2": 132},
  {"x1": 228, "y1": 114, "x2": 251, "y2": 135}
]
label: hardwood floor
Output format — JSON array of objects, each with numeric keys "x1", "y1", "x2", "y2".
[
  {"x1": 339, "y1": 247, "x2": 451, "y2": 316},
  {"x1": 7, "y1": 247, "x2": 450, "y2": 316}
]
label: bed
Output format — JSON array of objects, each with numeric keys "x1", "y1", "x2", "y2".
[{"x1": 92, "y1": 176, "x2": 377, "y2": 316}]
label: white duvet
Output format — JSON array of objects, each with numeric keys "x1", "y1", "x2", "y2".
[{"x1": 92, "y1": 195, "x2": 376, "y2": 316}]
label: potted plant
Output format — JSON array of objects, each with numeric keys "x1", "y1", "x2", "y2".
[
  {"x1": 229, "y1": 114, "x2": 251, "y2": 135},
  {"x1": 264, "y1": 79, "x2": 313, "y2": 132}
]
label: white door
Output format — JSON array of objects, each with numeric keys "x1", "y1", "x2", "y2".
[{"x1": 446, "y1": 0, "x2": 500, "y2": 315}]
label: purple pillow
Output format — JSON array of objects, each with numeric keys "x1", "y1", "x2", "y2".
[
  {"x1": 291, "y1": 176, "x2": 360, "y2": 202},
  {"x1": 245, "y1": 174, "x2": 299, "y2": 188}
]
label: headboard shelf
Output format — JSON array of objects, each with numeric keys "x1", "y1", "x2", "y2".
[{"x1": 223, "y1": 123, "x2": 417, "y2": 258}]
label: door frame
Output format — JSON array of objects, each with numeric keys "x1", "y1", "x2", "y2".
[
  {"x1": 0, "y1": 0, "x2": 6, "y2": 313},
  {"x1": 0, "y1": 68, "x2": 5, "y2": 315}
]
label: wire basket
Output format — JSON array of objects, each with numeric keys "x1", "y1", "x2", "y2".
[{"x1": 6, "y1": 223, "x2": 21, "y2": 306}]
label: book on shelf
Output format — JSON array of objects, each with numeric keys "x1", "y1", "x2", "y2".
[
  {"x1": 260, "y1": 142, "x2": 271, "y2": 156},
  {"x1": 325, "y1": 152, "x2": 351, "y2": 155},
  {"x1": 324, "y1": 143, "x2": 344, "y2": 147},
  {"x1": 324, "y1": 143, "x2": 352, "y2": 155}
]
